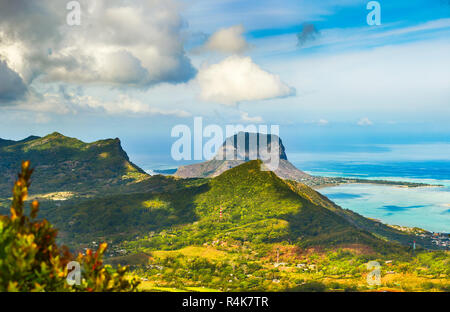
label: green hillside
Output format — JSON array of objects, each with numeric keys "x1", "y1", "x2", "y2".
[
  {"x1": 38, "y1": 178, "x2": 207, "y2": 245},
  {"x1": 38, "y1": 160, "x2": 411, "y2": 256},
  {"x1": 123, "y1": 160, "x2": 406, "y2": 253},
  {"x1": 0, "y1": 132, "x2": 148, "y2": 197},
  {"x1": 115, "y1": 161, "x2": 449, "y2": 292}
]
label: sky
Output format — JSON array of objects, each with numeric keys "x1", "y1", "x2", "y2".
[{"x1": 0, "y1": 0, "x2": 449, "y2": 168}]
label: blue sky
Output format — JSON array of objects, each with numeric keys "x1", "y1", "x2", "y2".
[{"x1": 0, "y1": 0, "x2": 449, "y2": 168}]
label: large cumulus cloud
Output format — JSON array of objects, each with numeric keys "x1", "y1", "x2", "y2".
[{"x1": 0, "y1": 0, "x2": 196, "y2": 91}]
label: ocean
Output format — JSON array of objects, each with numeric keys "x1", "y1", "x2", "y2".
[{"x1": 292, "y1": 160, "x2": 450, "y2": 233}]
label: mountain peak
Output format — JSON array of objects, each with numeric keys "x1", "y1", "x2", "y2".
[
  {"x1": 48, "y1": 131, "x2": 64, "y2": 137},
  {"x1": 189, "y1": 160, "x2": 396, "y2": 250},
  {"x1": 175, "y1": 133, "x2": 309, "y2": 181},
  {"x1": 0, "y1": 133, "x2": 147, "y2": 196},
  {"x1": 215, "y1": 132, "x2": 287, "y2": 161}
]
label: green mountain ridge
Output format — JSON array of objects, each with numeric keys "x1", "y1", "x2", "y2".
[
  {"x1": 184, "y1": 160, "x2": 392, "y2": 249},
  {"x1": 0, "y1": 135, "x2": 40, "y2": 147},
  {"x1": 41, "y1": 159, "x2": 425, "y2": 253},
  {"x1": 0, "y1": 135, "x2": 447, "y2": 292},
  {"x1": 0, "y1": 132, "x2": 147, "y2": 197}
]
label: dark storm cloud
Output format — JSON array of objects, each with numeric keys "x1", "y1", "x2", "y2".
[
  {"x1": 0, "y1": 60, "x2": 27, "y2": 105},
  {"x1": 0, "y1": 0, "x2": 63, "y2": 46}
]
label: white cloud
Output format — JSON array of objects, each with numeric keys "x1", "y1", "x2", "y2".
[
  {"x1": 16, "y1": 90, "x2": 191, "y2": 117},
  {"x1": 240, "y1": 111, "x2": 263, "y2": 123},
  {"x1": 302, "y1": 119, "x2": 329, "y2": 126},
  {"x1": 0, "y1": 0, "x2": 195, "y2": 89},
  {"x1": 197, "y1": 55, "x2": 295, "y2": 105},
  {"x1": 201, "y1": 25, "x2": 249, "y2": 54},
  {"x1": 357, "y1": 117, "x2": 373, "y2": 126},
  {"x1": 99, "y1": 50, "x2": 149, "y2": 85},
  {"x1": 76, "y1": 94, "x2": 191, "y2": 117}
]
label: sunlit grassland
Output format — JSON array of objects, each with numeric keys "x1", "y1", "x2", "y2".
[{"x1": 151, "y1": 246, "x2": 231, "y2": 261}]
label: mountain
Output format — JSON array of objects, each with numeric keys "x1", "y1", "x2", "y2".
[
  {"x1": 178, "y1": 160, "x2": 395, "y2": 250},
  {"x1": 0, "y1": 132, "x2": 148, "y2": 197},
  {"x1": 0, "y1": 135, "x2": 40, "y2": 147},
  {"x1": 180, "y1": 160, "x2": 430, "y2": 250},
  {"x1": 0, "y1": 133, "x2": 433, "y2": 251},
  {"x1": 175, "y1": 132, "x2": 311, "y2": 182},
  {"x1": 43, "y1": 159, "x2": 424, "y2": 252}
]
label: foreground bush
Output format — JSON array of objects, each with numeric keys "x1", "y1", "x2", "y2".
[{"x1": 0, "y1": 161, "x2": 139, "y2": 292}]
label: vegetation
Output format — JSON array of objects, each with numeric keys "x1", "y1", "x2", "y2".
[
  {"x1": 0, "y1": 132, "x2": 148, "y2": 197},
  {"x1": 123, "y1": 242, "x2": 449, "y2": 292},
  {"x1": 112, "y1": 161, "x2": 448, "y2": 292},
  {"x1": 0, "y1": 133, "x2": 447, "y2": 292},
  {"x1": 0, "y1": 161, "x2": 139, "y2": 291},
  {"x1": 28, "y1": 160, "x2": 418, "y2": 253}
]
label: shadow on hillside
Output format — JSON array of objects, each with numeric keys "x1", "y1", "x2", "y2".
[
  {"x1": 39, "y1": 179, "x2": 212, "y2": 246},
  {"x1": 284, "y1": 196, "x2": 406, "y2": 254}
]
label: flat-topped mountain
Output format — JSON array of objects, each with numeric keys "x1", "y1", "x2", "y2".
[
  {"x1": 0, "y1": 132, "x2": 148, "y2": 196},
  {"x1": 176, "y1": 132, "x2": 311, "y2": 182},
  {"x1": 215, "y1": 132, "x2": 288, "y2": 160},
  {"x1": 174, "y1": 132, "x2": 432, "y2": 189}
]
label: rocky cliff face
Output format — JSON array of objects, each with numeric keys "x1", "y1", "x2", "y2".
[
  {"x1": 214, "y1": 132, "x2": 288, "y2": 161},
  {"x1": 175, "y1": 132, "x2": 311, "y2": 182}
]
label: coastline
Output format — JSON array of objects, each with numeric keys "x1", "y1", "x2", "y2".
[{"x1": 312, "y1": 177, "x2": 443, "y2": 189}]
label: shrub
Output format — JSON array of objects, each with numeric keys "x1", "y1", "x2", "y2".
[
  {"x1": 421, "y1": 282, "x2": 435, "y2": 290},
  {"x1": 328, "y1": 282, "x2": 341, "y2": 290},
  {"x1": 287, "y1": 281, "x2": 327, "y2": 292}
]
